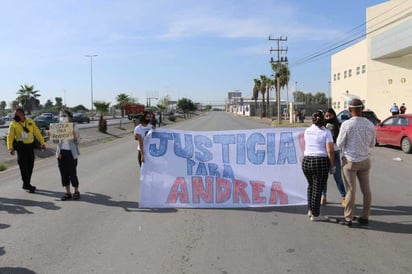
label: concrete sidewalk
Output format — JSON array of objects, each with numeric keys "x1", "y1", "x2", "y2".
[{"x1": 0, "y1": 122, "x2": 135, "y2": 168}]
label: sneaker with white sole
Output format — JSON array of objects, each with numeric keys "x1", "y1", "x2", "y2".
[
  {"x1": 308, "y1": 210, "x2": 312, "y2": 217},
  {"x1": 310, "y1": 215, "x2": 328, "y2": 222}
]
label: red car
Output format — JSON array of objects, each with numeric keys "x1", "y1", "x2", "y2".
[{"x1": 375, "y1": 114, "x2": 412, "y2": 153}]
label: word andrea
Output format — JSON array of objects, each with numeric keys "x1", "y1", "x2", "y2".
[{"x1": 166, "y1": 176, "x2": 288, "y2": 205}]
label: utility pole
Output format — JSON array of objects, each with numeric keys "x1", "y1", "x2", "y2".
[
  {"x1": 146, "y1": 91, "x2": 159, "y2": 107},
  {"x1": 269, "y1": 36, "x2": 288, "y2": 124}
]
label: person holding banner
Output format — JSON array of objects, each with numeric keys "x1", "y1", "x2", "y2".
[
  {"x1": 134, "y1": 111, "x2": 154, "y2": 166},
  {"x1": 6, "y1": 108, "x2": 46, "y2": 193},
  {"x1": 322, "y1": 108, "x2": 346, "y2": 206},
  {"x1": 337, "y1": 98, "x2": 375, "y2": 226},
  {"x1": 302, "y1": 110, "x2": 335, "y2": 221},
  {"x1": 54, "y1": 110, "x2": 81, "y2": 201}
]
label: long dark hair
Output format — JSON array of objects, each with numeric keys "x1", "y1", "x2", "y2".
[
  {"x1": 311, "y1": 110, "x2": 325, "y2": 128},
  {"x1": 324, "y1": 108, "x2": 340, "y2": 142}
]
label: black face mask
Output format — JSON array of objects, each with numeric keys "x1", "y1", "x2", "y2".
[
  {"x1": 14, "y1": 115, "x2": 21, "y2": 122},
  {"x1": 144, "y1": 119, "x2": 151, "y2": 124},
  {"x1": 325, "y1": 118, "x2": 333, "y2": 124}
]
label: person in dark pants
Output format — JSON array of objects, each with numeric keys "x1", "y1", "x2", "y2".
[
  {"x1": 7, "y1": 108, "x2": 46, "y2": 193},
  {"x1": 302, "y1": 111, "x2": 335, "y2": 221},
  {"x1": 55, "y1": 110, "x2": 81, "y2": 200}
]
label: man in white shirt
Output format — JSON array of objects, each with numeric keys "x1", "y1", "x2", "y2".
[{"x1": 337, "y1": 98, "x2": 376, "y2": 226}]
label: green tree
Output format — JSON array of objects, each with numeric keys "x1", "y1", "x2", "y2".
[
  {"x1": 115, "y1": 93, "x2": 131, "y2": 118},
  {"x1": 0, "y1": 101, "x2": 6, "y2": 115},
  {"x1": 71, "y1": 104, "x2": 88, "y2": 113},
  {"x1": 251, "y1": 78, "x2": 260, "y2": 116},
  {"x1": 94, "y1": 101, "x2": 110, "y2": 115},
  {"x1": 271, "y1": 62, "x2": 291, "y2": 115},
  {"x1": 156, "y1": 95, "x2": 170, "y2": 118},
  {"x1": 177, "y1": 98, "x2": 196, "y2": 117},
  {"x1": 55, "y1": 97, "x2": 63, "y2": 109},
  {"x1": 16, "y1": 84, "x2": 41, "y2": 114},
  {"x1": 94, "y1": 101, "x2": 110, "y2": 133},
  {"x1": 259, "y1": 75, "x2": 269, "y2": 117},
  {"x1": 44, "y1": 99, "x2": 53, "y2": 108}
]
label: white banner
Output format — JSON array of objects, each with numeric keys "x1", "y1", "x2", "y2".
[{"x1": 139, "y1": 128, "x2": 307, "y2": 208}]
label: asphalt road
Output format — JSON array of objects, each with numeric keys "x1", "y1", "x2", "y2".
[{"x1": 0, "y1": 112, "x2": 411, "y2": 274}]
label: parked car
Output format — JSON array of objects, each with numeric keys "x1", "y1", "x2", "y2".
[
  {"x1": 34, "y1": 115, "x2": 59, "y2": 129},
  {"x1": 72, "y1": 113, "x2": 90, "y2": 123},
  {"x1": 0, "y1": 116, "x2": 5, "y2": 125},
  {"x1": 375, "y1": 114, "x2": 412, "y2": 153},
  {"x1": 337, "y1": 109, "x2": 381, "y2": 125}
]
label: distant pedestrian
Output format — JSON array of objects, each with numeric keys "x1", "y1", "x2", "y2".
[
  {"x1": 134, "y1": 111, "x2": 154, "y2": 166},
  {"x1": 6, "y1": 108, "x2": 46, "y2": 193},
  {"x1": 55, "y1": 110, "x2": 81, "y2": 201},
  {"x1": 390, "y1": 103, "x2": 399, "y2": 115},
  {"x1": 337, "y1": 98, "x2": 376, "y2": 226},
  {"x1": 158, "y1": 111, "x2": 162, "y2": 127},
  {"x1": 400, "y1": 103, "x2": 407, "y2": 114}
]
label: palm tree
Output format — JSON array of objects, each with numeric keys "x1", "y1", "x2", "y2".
[
  {"x1": 259, "y1": 75, "x2": 269, "y2": 117},
  {"x1": 266, "y1": 78, "x2": 275, "y2": 117},
  {"x1": 271, "y1": 63, "x2": 291, "y2": 100},
  {"x1": 252, "y1": 79, "x2": 260, "y2": 116},
  {"x1": 115, "y1": 93, "x2": 131, "y2": 118},
  {"x1": 16, "y1": 84, "x2": 41, "y2": 114},
  {"x1": 94, "y1": 101, "x2": 111, "y2": 133}
]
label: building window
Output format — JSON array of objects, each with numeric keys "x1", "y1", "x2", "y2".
[
  {"x1": 337, "y1": 73, "x2": 340, "y2": 80},
  {"x1": 362, "y1": 65, "x2": 366, "y2": 74},
  {"x1": 356, "y1": 67, "x2": 360, "y2": 75},
  {"x1": 388, "y1": 79, "x2": 393, "y2": 84},
  {"x1": 348, "y1": 69, "x2": 352, "y2": 77},
  {"x1": 344, "y1": 70, "x2": 347, "y2": 79},
  {"x1": 344, "y1": 101, "x2": 347, "y2": 109},
  {"x1": 333, "y1": 102, "x2": 336, "y2": 109},
  {"x1": 401, "y1": 77, "x2": 406, "y2": 83},
  {"x1": 338, "y1": 102, "x2": 341, "y2": 109},
  {"x1": 334, "y1": 74, "x2": 336, "y2": 81}
]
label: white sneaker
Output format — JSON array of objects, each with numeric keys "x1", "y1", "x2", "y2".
[
  {"x1": 310, "y1": 215, "x2": 328, "y2": 222},
  {"x1": 308, "y1": 210, "x2": 312, "y2": 217}
]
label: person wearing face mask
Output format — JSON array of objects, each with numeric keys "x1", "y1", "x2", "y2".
[
  {"x1": 6, "y1": 108, "x2": 46, "y2": 193},
  {"x1": 321, "y1": 108, "x2": 347, "y2": 206},
  {"x1": 134, "y1": 111, "x2": 154, "y2": 167},
  {"x1": 302, "y1": 110, "x2": 335, "y2": 221},
  {"x1": 55, "y1": 110, "x2": 81, "y2": 200}
]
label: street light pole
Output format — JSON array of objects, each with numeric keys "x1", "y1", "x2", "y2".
[{"x1": 85, "y1": 54, "x2": 98, "y2": 116}]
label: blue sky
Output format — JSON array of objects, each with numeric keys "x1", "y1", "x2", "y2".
[{"x1": 0, "y1": 0, "x2": 387, "y2": 109}]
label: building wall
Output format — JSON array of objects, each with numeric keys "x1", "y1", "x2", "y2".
[{"x1": 331, "y1": 0, "x2": 412, "y2": 120}]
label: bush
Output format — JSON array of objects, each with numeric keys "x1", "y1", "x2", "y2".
[{"x1": 0, "y1": 163, "x2": 7, "y2": 172}]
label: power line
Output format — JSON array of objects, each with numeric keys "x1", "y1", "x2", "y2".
[{"x1": 290, "y1": 1, "x2": 411, "y2": 68}]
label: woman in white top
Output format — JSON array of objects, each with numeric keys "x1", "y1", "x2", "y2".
[
  {"x1": 56, "y1": 110, "x2": 81, "y2": 201},
  {"x1": 302, "y1": 111, "x2": 335, "y2": 221}
]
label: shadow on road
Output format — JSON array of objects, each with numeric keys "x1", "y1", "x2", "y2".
[
  {"x1": 0, "y1": 267, "x2": 37, "y2": 274},
  {"x1": 0, "y1": 196, "x2": 60, "y2": 214},
  {"x1": 246, "y1": 203, "x2": 412, "y2": 234}
]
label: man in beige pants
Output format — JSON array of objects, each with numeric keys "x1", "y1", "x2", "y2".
[{"x1": 336, "y1": 98, "x2": 376, "y2": 226}]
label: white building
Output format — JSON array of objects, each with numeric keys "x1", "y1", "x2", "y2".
[{"x1": 331, "y1": 0, "x2": 412, "y2": 120}]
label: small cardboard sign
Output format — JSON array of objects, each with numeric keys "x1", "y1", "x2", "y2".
[{"x1": 49, "y1": 123, "x2": 74, "y2": 141}]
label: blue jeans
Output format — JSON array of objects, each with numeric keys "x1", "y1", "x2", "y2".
[{"x1": 322, "y1": 150, "x2": 346, "y2": 198}]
